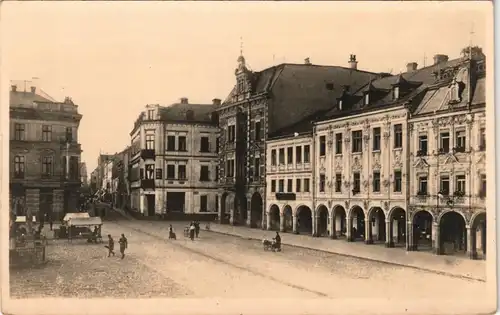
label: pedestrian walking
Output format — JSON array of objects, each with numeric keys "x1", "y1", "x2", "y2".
[
  {"x1": 189, "y1": 222, "x2": 195, "y2": 241},
  {"x1": 106, "y1": 234, "x2": 115, "y2": 257},
  {"x1": 194, "y1": 221, "x2": 200, "y2": 238},
  {"x1": 119, "y1": 234, "x2": 128, "y2": 259}
]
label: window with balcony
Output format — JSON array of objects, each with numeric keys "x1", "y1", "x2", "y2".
[
  {"x1": 200, "y1": 195, "x2": 208, "y2": 212},
  {"x1": 304, "y1": 145, "x2": 310, "y2": 163},
  {"x1": 167, "y1": 136, "x2": 176, "y2": 151},
  {"x1": 372, "y1": 127, "x2": 381, "y2": 151},
  {"x1": 278, "y1": 179, "x2": 284, "y2": 193},
  {"x1": 455, "y1": 130, "x2": 466, "y2": 152},
  {"x1": 145, "y1": 164, "x2": 155, "y2": 179},
  {"x1": 14, "y1": 123, "x2": 25, "y2": 141},
  {"x1": 155, "y1": 168, "x2": 163, "y2": 179},
  {"x1": 42, "y1": 156, "x2": 53, "y2": 178},
  {"x1": 373, "y1": 171, "x2": 380, "y2": 192},
  {"x1": 65, "y1": 127, "x2": 73, "y2": 142},
  {"x1": 228, "y1": 125, "x2": 236, "y2": 142},
  {"x1": 440, "y1": 132, "x2": 450, "y2": 153},
  {"x1": 418, "y1": 176, "x2": 428, "y2": 195},
  {"x1": 394, "y1": 170, "x2": 402, "y2": 192},
  {"x1": 439, "y1": 175, "x2": 450, "y2": 195},
  {"x1": 335, "y1": 173, "x2": 342, "y2": 192},
  {"x1": 304, "y1": 178, "x2": 310, "y2": 192},
  {"x1": 146, "y1": 135, "x2": 155, "y2": 150},
  {"x1": 319, "y1": 136, "x2": 326, "y2": 156},
  {"x1": 166, "y1": 165, "x2": 175, "y2": 179},
  {"x1": 287, "y1": 179, "x2": 293, "y2": 193},
  {"x1": 278, "y1": 148, "x2": 285, "y2": 165},
  {"x1": 418, "y1": 135, "x2": 428, "y2": 156},
  {"x1": 254, "y1": 158, "x2": 260, "y2": 177},
  {"x1": 200, "y1": 137, "x2": 210, "y2": 152},
  {"x1": 200, "y1": 166, "x2": 210, "y2": 181},
  {"x1": 147, "y1": 109, "x2": 154, "y2": 120},
  {"x1": 255, "y1": 121, "x2": 262, "y2": 141},
  {"x1": 287, "y1": 147, "x2": 293, "y2": 164},
  {"x1": 394, "y1": 124, "x2": 403, "y2": 149},
  {"x1": 319, "y1": 174, "x2": 326, "y2": 192},
  {"x1": 335, "y1": 133, "x2": 343, "y2": 154},
  {"x1": 14, "y1": 156, "x2": 25, "y2": 178},
  {"x1": 178, "y1": 165, "x2": 187, "y2": 180},
  {"x1": 480, "y1": 174, "x2": 486, "y2": 197},
  {"x1": 296, "y1": 178, "x2": 301, "y2": 192},
  {"x1": 479, "y1": 127, "x2": 486, "y2": 151},
  {"x1": 353, "y1": 173, "x2": 361, "y2": 193},
  {"x1": 455, "y1": 175, "x2": 466, "y2": 194},
  {"x1": 271, "y1": 149, "x2": 277, "y2": 166},
  {"x1": 352, "y1": 130, "x2": 362, "y2": 153},
  {"x1": 271, "y1": 180, "x2": 276, "y2": 193},
  {"x1": 178, "y1": 136, "x2": 187, "y2": 151},
  {"x1": 296, "y1": 146, "x2": 302, "y2": 164},
  {"x1": 42, "y1": 125, "x2": 52, "y2": 142}
]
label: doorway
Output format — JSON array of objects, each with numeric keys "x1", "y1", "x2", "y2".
[
  {"x1": 167, "y1": 192, "x2": 186, "y2": 212},
  {"x1": 146, "y1": 195, "x2": 155, "y2": 216}
]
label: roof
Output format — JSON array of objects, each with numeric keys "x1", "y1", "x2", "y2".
[
  {"x1": 268, "y1": 107, "x2": 330, "y2": 139},
  {"x1": 10, "y1": 91, "x2": 54, "y2": 106},
  {"x1": 10, "y1": 91, "x2": 82, "y2": 121},
  {"x1": 159, "y1": 103, "x2": 218, "y2": 124},
  {"x1": 68, "y1": 217, "x2": 102, "y2": 227},
  {"x1": 63, "y1": 212, "x2": 90, "y2": 222}
]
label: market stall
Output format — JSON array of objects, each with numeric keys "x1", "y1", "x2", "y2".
[{"x1": 67, "y1": 216, "x2": 103, "y2": 243}]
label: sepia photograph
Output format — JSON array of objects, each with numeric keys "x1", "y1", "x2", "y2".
[{"x1": 1, "y1": 1, "x2": 496, "y2": 315}]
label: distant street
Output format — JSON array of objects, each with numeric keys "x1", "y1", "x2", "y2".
[{"x1": 10, "y1": 209, "x2": 486, "y2": 300}]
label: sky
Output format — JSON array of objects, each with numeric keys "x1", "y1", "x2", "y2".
[{"x1": 1, "y1": 1, "x2": 490, "y2": 173}]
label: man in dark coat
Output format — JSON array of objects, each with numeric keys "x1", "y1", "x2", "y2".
[
  {"x1": 119, "y1": 234, "x2": 128, "y2": 259},
  {"x1": 106, "y1": 234, "x2": 115, "y2": 257},
  {"x1": 194, "y1": 221, "x2": 200, "y2": 238}
]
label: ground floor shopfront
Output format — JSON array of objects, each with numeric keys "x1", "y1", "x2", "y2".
[{"x1": 218, "y1": 187, "x2": 265, "y2": 229}]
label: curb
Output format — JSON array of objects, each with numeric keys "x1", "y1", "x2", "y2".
[{"x1": 206, "y1": 228, "x2": 485, "y2": 283}]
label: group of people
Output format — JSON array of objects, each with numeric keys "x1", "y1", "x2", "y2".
[
  {"x1": 189, "y1": 221, "x2": 201, "y2": 241},
  {"x1": 106, "y1": 234, "x2": 128, "y2": 259}
]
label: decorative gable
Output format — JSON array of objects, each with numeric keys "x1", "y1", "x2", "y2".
[
  {"x1": 443, "y1": 151, "x2": 459, "y2": 164},
  {"x1": 413, "y1": 157, "x2": 430, "y2": 170}
]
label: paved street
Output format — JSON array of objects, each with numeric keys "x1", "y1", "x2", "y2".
[{"x1": 11, "y1": 210, "x2": 487, "y2": 301}]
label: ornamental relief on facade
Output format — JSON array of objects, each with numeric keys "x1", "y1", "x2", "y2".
[
  {"x1": 351, "y1": 156, "x2": 362, "y2": 172},
  {"x1": 335, "y1": 156, "x2": 343, "y2": 171},
  {"x1": 392, "y1": 150, "x2": 403, "y2": 169}
]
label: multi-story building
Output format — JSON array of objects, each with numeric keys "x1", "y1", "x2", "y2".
[
  {"x1": 80, "y1": 162, "x2": 88, "y2": 187},
  {"x1": 218, "y1": 54, "x2": 378, "y2": 228},
  {"x1": 90, "y1": 169, "x2": 98, "y2": 194},
  {"x1": 10, "y1": 84, "x2": 82, "y2": 221},
  {"x1": 129, "y1": 98, "x2": 219, "y2": 217},
  {"x1": 407, "y1": 51, "x2": 486, "y2": 259}
]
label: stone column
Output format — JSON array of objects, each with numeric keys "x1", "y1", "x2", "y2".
[
  {"x1": 313, "y1": 215, "x2": 319, "y2": 237},
  {"x1": 467, "y1": 226, "x2": 477, "y2": 259},
  {"x1": 279, "y1": 214, "x2": 285, "y2": 232},
  {"x1": 365, "y1": 218, "x2": 373, "y2": 244},
  {"x1": 330, "y1": 213, "x2": 337, "y2": 239},
  {"x1": 266, "y1": 211, "x2": 272, "y2": 230},
  {"x1": 246, "y1": 199, "x2": 252, "y2": 227},
  {"x1": 406, "y1": 221, "x2": 414, "y2": 251},
  {"x1": 346, "y1": 217, "x2": 353, "y2": 241},
  {"x1": 292, "y1": 215, "x2": 298, "y2": 234},
  {"x1": 217, "y1": 195, "x2": 223, "y2": 224},
  {"x1": 25, "y1": 189, "x2": 40, "y2": 235},
  {"x1": 53, "y1": 189, "x2": 64, "y2": 220},
  {"x1": 433, "y1": 222, "x2": 442, "y2": 255},
  {"x1": 229, "y1": 207, "x2": 235, "y2": 225},
  {"x1": 385, "y1": 220, "x2": 393, "y2": 247}
]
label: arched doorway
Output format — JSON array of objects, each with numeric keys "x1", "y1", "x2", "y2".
[
  {"x1": 269, "y1": 204, "x2": 280, "y2": 231},
  {"x1": 412, "y1": 210, "x2": 433, "y2": 251},
  {"x1": 233, "y1": 194, "x2": 247, "y2": 226},
  {"x1": 388, "y1": 207, "x2": 406, "y2": 248},
  {"x1": 221, "y1": 193, "x2": 229, "y2": 224},
  {"x1": 250, "y1": 193, "x2": 263, "y2": 228},
  {"x1": 368, "y1": 207, "x2": 386, "y2": 244},
  {"x1": 349, "y1": 206, "x2": 365, "y2": 242},
  {"x1": 296, "y1": 206, "x2": 312, "y2": 234},
  {"x1": 470, "y1": 212, "x2": 486, "y2": 260},
  {"x1": 332, "y1": 206, "x2": 347, "y2": 239},
  {"x1": 439, "y1": 211, "x2": 467, "y2": 256},
  {"x1": 316, "y1": 205, "x2": 329, "y2": 237},
  {"x1": 283, "y1": 205, "x2": 293, "y2": 232}
]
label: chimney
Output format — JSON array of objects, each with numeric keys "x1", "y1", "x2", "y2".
[
  {"x1": 304, "y1": 57, "x2": 311, "y2": 65},
  {"x1": 30, "y1": 86, "x2": 36, "y2": 94},
  {"x1": 64, "y1": 97, "x2": 73, "y2": 104},
  {"x1": 11, "y1": 85, "x2": 17, "y2": 92},
  {"x1": 348, "y1": 54, "x2": 358, "y2": 70},
  {"x1": 180, "y1": 97, "x2": 188, "y2": 104},
  {"x1": 212, "y1": 98, "x2": 221, "y2": 106},
  {"x1": 433, "y1": 54, "x2": 449, "y2": 65},
  {"x1": 406, "y1": 62, "x2": 418, "y2": 72}
]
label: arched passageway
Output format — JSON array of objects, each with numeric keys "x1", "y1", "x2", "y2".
[
  {"x1": 269, "y1": 204, "x2": 280, "y2": 231},
  {"x1": 233, "y1": 194, "x2": 247, "y2": 226},
  {"x1": 296, "y1": 206, "x2": 312, "y2": 234},
  {"x1": 331, "y1": 206, "x2": 347, "y2": 239},
  {"x1": 388, "y1": 207, "x2": 406, "y2": 248},
  {"x1": 221, "y1": 193, "x2": 230, "y2": 224},
  {"x1": 349, "y1": 206, "x2": 365, "y2": 242},
  {"x1": 250, "y1": 193, "x2": 263, "y2": 228},
  {"x1": 412, "y1": 210, "x2": 433, "y2": 251},
  {"x1": 316, "y1": 205, "x2": 329, "y2": 237},
  {"x1": 439, "y1": 211, "x2": 467, "y2": 256},
  {"x1": 367, "y1": 207, "x2": 386, "y2": 244},
  {"x1": 470, "y1": 212, "x2": 486, "y2": 260},
  {"x1": 283, "y1": 205, "x2": 293, "y2": 232}
]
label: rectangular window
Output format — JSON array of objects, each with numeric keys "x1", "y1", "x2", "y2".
[
  {"x1": 335, "y1": 133, "x2": 343, "y2": 154},
  {"x1": 287, "y1": 147, "x2": 293, "y2": 164},
  {"x1": 394, "y1": 170, "x2": 402, "y2": 192},
  {"x1": 140, "y1": 168, "x2": 144, "y2": 179},
  {"x1": 226, "y1": 159, "x2": 234, "y2": 178},
  {"x1": 304, "y1": 178, "x2": 310, "y2": 192},
  {"x1": 200, "y1": 166, "x2": 210, "y2": 181},
  {"x1": 287, "y1": 179, "x2": 293, "y2": 193},
  {"x1": 145, "y1": 134, "x2": 155, "y2": 150},
  {"x1": 418, "y1": 135, "x2": 428, "y2": 155},
  {"x1": 304, "y1": 145, "x2": 310, "y2": 163},
  {"x1": 393, "y1": 87, "x2": 400, "y2": 100},
  {"x1": 228, "y1": 125, "x2": 236, "y2": 142},
  {"x1": 278, "y1": 148, "x2": 285, "y2": 165},
  {"x1": 167, "y1": 136, "x2": 176, "y2": 151},
  {"x1": 271, "y1": 180, "x2": 276, "y2": 193},
  {"x1": 353, "y1": 172, "x2": 360, "y2": 193},
  {"x1": 155, "y1": 168, "x2": 163, "y2": 179},
  {"x1": 319, "y1": 136, "x2": 326, "y2": 156},
  {"x1": 373, "y1": 171, "x2": 381, "y2": 192},
  {"x1": 65, "y1": 127, "x2": 73, "y2": 142},
  {"x1": 480, "y1": 174, "x2": 486, "y2": 197},
  {"x1": 439, "y1": 175, "x2": 450, "y2": 195},
  {"x1": 455, "y1": 175, "x2": 466, "y2": 193},
  {"x1": 479, "y1": 127, "x2": 486, "y2": 151},
  {"x1": 216, "y1": 137, "x2": 219, "y2": 154},
  {"x1": 295, "y1": 146, "x2": 302, "y2": 164},
  {"x1": 42, "y1": 125, "x2": 52, "y2": 142},
  {"x1": 271, "y1": 149, "x2": 277, "y2": 166},
  {"x1": 440, "y1": 132, "x2": 450, "y2": 153},
  {"x1": 14, "y1": 123, "x2": 25, "y2": 141},
  {"x1": 296, "y1": 178, "x2": 301, "y2": 192},
  {"x1": 145, "y1": 164, "x2": 155, "y2": 179},
  {"x1": 167, "y1": 165, "x2": 175, "y2": 179},
  {"x1": 278, "y1": 179, "x2": 284, "y2": 193},
  {"x1": 14, "y1": 156, "x2": 25, "y2": 178},
  {"x1": 352, "y1": 130, "x2": 363, "y2": 153},
  {"x1": 393, "y1": 124, "x2": 403, "y2": 149},
  {"x1": 373, "y1": 127, "x2": 381, "y2": 151},
  {"x1": 178, "y1": 136, "x2": 187, "y2": 151},
  {"x1": 255, "y1": 121, "x2": 262, "y2": 141},
  {"x1": 319, "y1": 174, "x2": 326, "y2": 192},
  {"x1": 42, "y1": 156, "x2": 53, "y2": 177},
  {"x1": 147, "y1": 109, "x2": 154, "y2": 120},
  {"x1": 200, "y1": 195, "x2": 208, "y2": 212},
  {"x1": 200, "y1": 137, "x2": 210, "y2": 152},
  {"x1": 335, "y1": 173, "x2": 342, "y2": 192},
  {"x1": 418, "y1": 176, "x2": 428, "y2": 194},
  {"x1": 455, "y1": 130, "x2": 466, "y2": 151},
  {"x1": 254, "y1": 158, "x2": 260, "y2": 177},
  {"x1": 178, "y1": 165, "x2": 186, "y2": 180},
  {"x1": 215, "y1": 166, "x2": 219, "y2": 181}
]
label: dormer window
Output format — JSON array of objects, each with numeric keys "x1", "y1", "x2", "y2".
[
  {"x1": 364, "y1": 93, "x2": 370, "y2": 105},
  {"x1": 393, "y1": 87, "x2": 400, "y2": 100},
  {"x1": 449, "y1": 78, "x2": 463, "y2": 104},
  {"x1": 237, "y1": 79, "x2": 244, "y2": 93},
  {"x1": 338, "y1": 100, "x2": 343, "y2": 110},
  {"x1": 147, "y1": 109, "x2": 155, "y2": 120}
]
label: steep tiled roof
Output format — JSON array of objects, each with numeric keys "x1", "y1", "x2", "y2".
[
  {"x1": 10, "y1": 91, "x2": 53, "y2": 106},
  {"x1": 268, "y1": 108, "x2": 330, "y2": 139},
  {"x1": 159, "y1": 103, "x2": 218, "y2": 124}
]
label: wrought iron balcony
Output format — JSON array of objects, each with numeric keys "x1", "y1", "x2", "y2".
[
  {"x1": 140, "y1": 149, "x2": 155, "y2": 160},
  {"x1": 140, "y1": 179, "x2": 155, "y2": 189}
]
